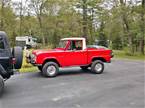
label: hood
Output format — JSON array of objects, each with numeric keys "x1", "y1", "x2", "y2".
[{"x1": 32, "y1": 48, "x2": 63, "y2": 55}]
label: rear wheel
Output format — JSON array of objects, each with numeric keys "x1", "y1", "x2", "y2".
[
  {"x1": 42, "y1": 62, "x2": 59, "y2": 77},
  {"x1": 91, "y1": 60, "x2": 104, "y2": 74},
  {"x1": 0, "y1": 76, "x2": 4, "y2": 95},
  {"x1": 12, "y1": 47, "x2": 23, "y2": 69}
]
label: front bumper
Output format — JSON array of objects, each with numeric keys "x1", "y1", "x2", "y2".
[{"x1": 26, "y1": 56, "x2": 42, "y2": 66}]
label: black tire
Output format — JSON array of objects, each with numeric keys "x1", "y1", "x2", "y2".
[
  {"x1": 91, "y1": 60, "x2": 104, "y2": 74},
  {"x1": 12, "y1": 46, "x2": 23, "y2": 69},
  {"x1": 0, "y1": 64, "x2": 10, "y2": 79},
  {"x1": 80, "y1": 66, "x2": 89, "y2": 70},
  {"x1": 42, "y1": 62, "x2": 59, "y2": 77},
  {"x1": 38, "y1": 66, "x2": 42, "y2": 71},
  {"x1": 0, "y1": 76, "x2": 4, "y2": 95}
]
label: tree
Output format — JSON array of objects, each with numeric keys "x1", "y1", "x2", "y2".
[
  {"x1": 139, "y1": 0, "x2": 145, "y2": 54},
  {"x1": 28, "y1": 0, "x2": 49, "y2": 45},
  {"x1": 0, "y1": 0, "x2": 11, "y2": 30}
]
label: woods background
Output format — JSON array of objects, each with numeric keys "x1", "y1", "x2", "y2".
[{"x1": 0, "y1": 0, "x2": 144, "y2": 55}]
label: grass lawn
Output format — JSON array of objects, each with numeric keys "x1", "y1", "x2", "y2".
[{"x1": 113, "y1": 50, "x2": 145, "y2": 60}]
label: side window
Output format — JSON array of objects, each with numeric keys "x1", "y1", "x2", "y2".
[
  {"x1": 72, "y1": 41, "x2": 76, "y2": 50},
  {"x1": 67, "y1": 43, "x2": 71, "y2": 50},
  {"x1": 67, "y1": 41, "x2": 76, "y2": 50},
  {"x1": 75, "y1": 40, "x2": 83, "y2": 50},
  {"x1": 0, "y1": 40, "x2": 4, "y2": 49},
  {"x1": 66, "y1": 41, "x2": 71, "y2": 50},
  {"x1": 66, "y1": 40, "x2": 83, "y2": 51}
]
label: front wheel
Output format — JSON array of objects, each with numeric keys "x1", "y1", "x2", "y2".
[
  {"x1": 91, "y1": 60, "x2": 104, "y2": 74},
  {"x1": 42, "y1": 62, "x2": 59, "y2": 77}
]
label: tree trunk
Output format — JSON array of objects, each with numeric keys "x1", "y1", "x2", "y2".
[
  {"x1": 19, "y1": 0, "x2": 23, "y2": 36},
  {"x1": 82, "y1": 0, "x2": 88, "y2": 41},
  {"x1": 120, "y1": 0, "x2": 134, "y2": 54},
  {"x1": 139, "y1": 0, "x2": 145, "y2": 54},
  {"x1": 139, "y1": 39, "x2": 144, "y2": 54},
  {"x1": 128, "y1": 35, "x2": 134, "y2": 54},
  {"x1": 38, "y1": 15, "x2": 45, "y2": 46}
]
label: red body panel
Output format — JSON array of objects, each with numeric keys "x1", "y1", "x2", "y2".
[{"x1": 32, "y1": 47, "x2": 112, "y2": 67}]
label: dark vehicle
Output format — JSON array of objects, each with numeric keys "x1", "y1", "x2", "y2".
[{"x1": 0, "y1": 31, "x2": 23, "y2": 94}]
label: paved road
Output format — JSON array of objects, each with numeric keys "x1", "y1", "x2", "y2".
[{"x1": 0, "y1": 59, "x2": 144, "y2": 108}]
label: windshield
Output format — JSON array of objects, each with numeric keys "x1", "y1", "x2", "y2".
[{"x1": 58, "y1": 40, "x2": 68, "y2": 48}]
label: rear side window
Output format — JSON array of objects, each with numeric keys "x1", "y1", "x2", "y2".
[{"x1": 0, "y1": 40, "x2": 4, "y2": 49}]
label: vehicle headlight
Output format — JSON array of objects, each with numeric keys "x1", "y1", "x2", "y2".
[
  {"x1": 31, "y1": 54, "x2": 36, "y2": 59},
  {"x1": 31, "y1": 54, "x2": 36, "y2": 63}
]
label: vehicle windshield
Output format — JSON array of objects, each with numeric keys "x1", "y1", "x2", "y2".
[{"x1": 58, "y1": 40, "x2": 68, "y2": 48}]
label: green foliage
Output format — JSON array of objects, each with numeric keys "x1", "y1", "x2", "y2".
[
  {"x1": 0, "y1": 0, "x2": 144, "y2": 55},
  {"x1": 112, "y1": 36, "x2": 123, "y2": 50}
]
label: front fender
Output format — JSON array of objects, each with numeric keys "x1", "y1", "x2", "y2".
[{"x1": 40, "y1": 57, "x2": 60, "y2": 66}]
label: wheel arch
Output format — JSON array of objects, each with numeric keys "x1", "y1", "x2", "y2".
[
  {"x1": 42, "y1": 58, "x2": 61, "y2": 67},
  {"x1": 92, "y1": 57, "x2": 107, "y2": 62}
]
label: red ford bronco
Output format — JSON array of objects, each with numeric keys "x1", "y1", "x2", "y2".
[{"x1": 27, "y1": 38, "x2": 113, "y2": 77}]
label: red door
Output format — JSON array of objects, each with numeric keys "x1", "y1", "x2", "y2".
[
  {"x1": 62, "y1": 50, "x2": 87, "y2": 67},
  {"x1": 60, "y1": 40, "x2": 87, "y2": 67}
]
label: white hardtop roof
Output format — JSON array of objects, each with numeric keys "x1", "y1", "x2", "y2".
[{"x1": 61, "y1": 37, "x2": 85, "y2": 41}]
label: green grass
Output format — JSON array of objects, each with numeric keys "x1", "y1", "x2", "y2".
[
  {"x1": 113, "y1": 50, "x2": 145, "y2": 60},
  {"x1": 19, "y1": 66, "x2": 38, "y2": 73}
]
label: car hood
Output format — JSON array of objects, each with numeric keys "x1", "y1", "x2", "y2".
[{"x1": 32, "y1": 48, "x2": 63, "y2": 55}]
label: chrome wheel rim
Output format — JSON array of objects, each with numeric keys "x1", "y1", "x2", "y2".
[
  {"x1": 95, "y1": 63, "x2": 102, "y2": 72},
  {"x1": 47, "y1": 65, "x2": 56, "y2": 75}
]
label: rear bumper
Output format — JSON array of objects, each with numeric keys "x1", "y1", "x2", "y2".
[
  {"x1": 111, "y1": 51, "x2": 114, "y2": 58},
  {"x1": 111, "y1": 55, "x2": 114, "y2": 58}
]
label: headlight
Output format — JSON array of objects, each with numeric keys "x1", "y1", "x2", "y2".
[
  {"x1": 31, "y1": 54, "x2": 36, "y2": 63},
  {"x1": 31, "y1": 54, "x2": 36, "y2": 59}
]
